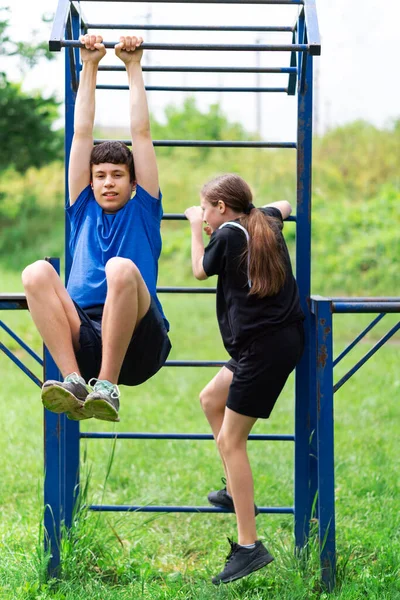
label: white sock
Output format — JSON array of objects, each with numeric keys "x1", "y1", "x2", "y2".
[{"x1": 240, "y1": 543, "x2": 256, "y2": 549}]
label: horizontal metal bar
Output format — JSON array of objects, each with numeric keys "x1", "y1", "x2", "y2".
[
  {"x1": 96, "y1": 84, "x2": 288, "y2": 93},
  {"x1": 165, "y1": 360, "x2": 226, "y2": 367},
  {"x1": 81, "y1": 0, "x2": 303, "y2": 4},
  {"x1": 162, "y1": 213, "x2": 297, "y2": 222},
  {"x1": 89, "y1": 504, "x2": 294, "y2": 514},
  {"x1": 333, "y1": 321, "x2": 400, "y2": 393},
  {"x1": 61, "y1": 40, "x2": 308, "y2": 52},
  {"x1": 157, "y1": 287, "x2": 216, "y2": 293},
  {"x1": 87, "y1": 23, "x2": 294, "y2": 32},
  {"x1": 331, "y1": 297, "x2": 400, "y2": 302},
  {"x1": 333, "y1": 313, "x2": 386, "y2": 367},
  {"x1": 80, "y1": 432, "x2": 294, "y2": 441},
  {"x1": 99, "y1": 65, "x2": 297, "y2": 74},
  {"x1": 0, "y1": 343, "x2": 42, "y2": 388},
  {"x1": 0, "y1": 295, "x2": 28, "y2": 310},
  {"x1": 0, "y1": 320, "x2": 43, "y2": 366},
  {"x1": 333, "y1": 302, "x2": 400, "y2": 314},
  {"x1": 94, "y1": 139, "x2": 297, "y2": 148}
]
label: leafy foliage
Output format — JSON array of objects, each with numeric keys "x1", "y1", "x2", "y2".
[
  {"x1": 0, "y1": 6, "x2": 62, "y2": 172},
  {"x1": 0, "y1": 75, "x2": 63, "y2": 172}
]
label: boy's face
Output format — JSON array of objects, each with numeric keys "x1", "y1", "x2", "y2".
[{"x1": 91, "y1": 163, "x2": 135, "y2": 212}]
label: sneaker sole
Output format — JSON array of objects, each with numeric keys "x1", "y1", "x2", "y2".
[
  {"x1": 208, "y1": 498, "x2": 259, "y2": 517},
  {"x1": 42, "y1": 385, "x2": 85, "y2": 415},
  {"x1": 214, "y1": 553, "x2": 274, "y2": 585},
  {"x1": 208, "y1": 499, "x2": 235, "y2": 512},
  {"x1": 84, "y1": 398, "x2": 120, "y2": 422}
]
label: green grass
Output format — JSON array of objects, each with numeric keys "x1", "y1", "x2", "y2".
[{"x1": 1, "y1": 267, "x2": 400, "y2": 599}]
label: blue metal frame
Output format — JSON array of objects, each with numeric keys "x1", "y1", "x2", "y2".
[{"x1": 3, "y1": 0, "x2": 398, "y2": 592}]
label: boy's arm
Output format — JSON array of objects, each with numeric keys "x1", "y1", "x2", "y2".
[
  {"x1": 115, "y1": 36, "x2": 159, "y2": 199},
  {"x1": 262, "y1": 200, "x2": 292, "y2": 220},
  {"x1": 68, "y1": 35, "x2": 106, "y2": 205}
]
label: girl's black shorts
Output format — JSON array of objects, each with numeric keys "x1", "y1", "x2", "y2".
[
  {"x1": 73, "y1": 298, "x2": 171, "y2": 386},
  {"x1": 225, "y1": 320, "x2": 304, "y2": 419}
]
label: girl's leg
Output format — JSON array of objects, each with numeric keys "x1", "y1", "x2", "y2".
[
  {"x1": 22, "y1": 260, "x2": 82, "y2": 378},
  {"x1": 98, "y1": 257, "x2": 150, "y2": 384},
  {"x1": 199, "y1": 367, "x2": 233, "y2": 492},
  {"x1": 217, "y1": 407, "x2": 258, "y2": 545}
]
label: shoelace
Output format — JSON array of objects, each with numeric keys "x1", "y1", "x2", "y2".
[
  {"x1": 64, "y1": 372, "x2": 84, "y2": 385},
  {"x1": 225, "y1": 538, "x2": 240, "y2": 564},
  {"x1": 89, "y1": 378, "x2": 120, "y2": 399}
]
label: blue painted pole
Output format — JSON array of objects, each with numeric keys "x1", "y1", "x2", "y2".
[
  {"x1": 43, "y1": 258, "x2": 62, "y2": 576},
  {"x1": 294, "y1": 8, "x2": 313, "y2": 552},
  {"x1": 62, "y1": 7, "x2": 81, "y2": 531},
  {"x1": 315, "y1": 299, "x2": 336, "y2": 591}
]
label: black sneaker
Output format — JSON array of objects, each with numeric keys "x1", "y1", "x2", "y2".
[
  {"x1": 212, "y1": 538, "x2": 274, "y2": 585},
  {"x1": 208, "y1": 478, "x2": 259, "y2": 516},
  {"x1": 84, "y1": 379, "x2": 120, "y2": 422},
  {"x1": 41, "y1": 373, "x2": 92, "y2": 420}
]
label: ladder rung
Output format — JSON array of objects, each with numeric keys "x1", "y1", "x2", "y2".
[
  {"x1": 82, "y1": 0, "x2": 303, "y2": 4},
  {"x1": 94, "y1": 139, "x2": 297, "y2": 148},
  {"x1": 89, "y1": 504, "x2": 295, "y2": 514},
  {"x1": 98, "y1": 65, "x2": 297, "y2": 74},
  {"x1": 60, "y1": 40, "x2": 308, "y2": 52},
  {"x1": 87, "y1": 24, "x2": 295, "y2": 32},
  {"x1": 81, "y1": 432, "x2": 295, "y2": 441},
  {"x1": 96, "y1": 85, "x2": 288, "y2": 93}
]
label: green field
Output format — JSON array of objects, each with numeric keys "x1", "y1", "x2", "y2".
[
  {"x1": 0, "y1": 116, "x2": 399, "y2": 598},
  {"x1": 1, "y1": 264, "x2": 399, "y2": 599}
]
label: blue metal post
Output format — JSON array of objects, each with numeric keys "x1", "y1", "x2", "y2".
[
  {"x1": 294, "y1": 8, "x2": 314, "y2": 551},
  {"x1": 62, "y1": 5, "x2": 81, "y2": 530},
  {"x1": 315, "y1": 299, "x2": 336, "y2": 591},
  {"x1": 43, "y1": 259, "x2": 62, "y2": 575}
]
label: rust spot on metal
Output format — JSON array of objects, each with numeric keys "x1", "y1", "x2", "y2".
[
  {"x1": 317, "y1": 344, "x2": 327, "y2": 368},
  {"x1": 320, "y1": 318, "x2": 325, "y2": 326},
  {"x1": 324, "y1": 326, "x2": 331, "y2": 335}
]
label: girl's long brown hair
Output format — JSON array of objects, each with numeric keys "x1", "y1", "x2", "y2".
[{"x1": 201, "y1": 174, "x2": 286, "y2": 297}]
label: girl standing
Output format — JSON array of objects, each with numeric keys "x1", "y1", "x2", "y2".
[{"x1": 185, "y1": 174, "x2": 304, "y2": 584}]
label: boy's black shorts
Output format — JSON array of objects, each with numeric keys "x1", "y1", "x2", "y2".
[
  {"x1": 73, "y1": 297, "x2": 171, "y2": 386},
  {"x1": 225, "y1": 320, "x2": 304, "y2": 419}
]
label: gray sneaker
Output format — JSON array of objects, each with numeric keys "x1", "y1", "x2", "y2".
[
  {"x1": 212, "y1": 538, "x2": 274, "y2": 585},
  {"x1": 84, "y1": 379, "x2": 120, "y2": 422},
  {"x1": 208, "y1": 478, "x2": 259, "y2": 516},
  {"x1": 41, "y1": 373, "x2": 92, "y2": 421}
]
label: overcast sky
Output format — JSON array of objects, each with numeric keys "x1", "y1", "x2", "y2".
[{"x1": 5, "y1": 0, "x2": 400, "y2": 141}]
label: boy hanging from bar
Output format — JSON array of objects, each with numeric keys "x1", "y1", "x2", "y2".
[{"x1": 22, "y1": 34, "x2": 171, "y2": 422}]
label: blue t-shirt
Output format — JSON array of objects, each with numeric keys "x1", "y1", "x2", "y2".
[{"x1": 66, "y1": 184, "x2": 168, "y2": 329}]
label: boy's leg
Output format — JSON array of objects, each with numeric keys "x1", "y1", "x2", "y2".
[
  {"x1": 22, "y1": 260, "x2": 91, "y2": 419},
  {"x1": 22, "y1": 260, "x2": 81, "y2": 377},
  {"x1": 84, "y1": 258, "x2": 150, "y2": 421},
  {"x1": 99, "y1": 257, "x2": 150, "y2": 383}
]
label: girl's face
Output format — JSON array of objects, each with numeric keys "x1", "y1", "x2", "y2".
[{"x1": 200, "y1": 195, "x2": 226, "y2": 233}]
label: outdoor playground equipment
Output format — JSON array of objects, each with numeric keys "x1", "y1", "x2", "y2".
[{"x1": 1, "y1": 0, "x2": 399, "y2": 592}]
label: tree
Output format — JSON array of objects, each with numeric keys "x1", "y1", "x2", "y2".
[{"x1": 0, "y1": 6, "x2": 63, "y2": 172}]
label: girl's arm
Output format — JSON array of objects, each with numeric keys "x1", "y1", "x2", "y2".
[
  {"x1": 184, "y1": 206, "x2": 208, "y2": 280},
  {"x1": 262, "y1": 200, "x2": 292, "y2": 220}
]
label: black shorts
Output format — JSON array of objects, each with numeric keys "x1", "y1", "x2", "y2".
[
  {"x1": 225, "y1": 321, "x2": 304, "y2": 419},
  {"x1": 74, "y1": 297, "x2": 171, "y2": 386}
]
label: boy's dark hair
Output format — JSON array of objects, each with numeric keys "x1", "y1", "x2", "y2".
[{"x1": 90, "y1": 141, "x2": 135, "y2": 182}]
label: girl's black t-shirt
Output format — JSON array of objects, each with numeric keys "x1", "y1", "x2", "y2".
[{"x1": 203, "y1": 207, "x2": 304, "y2": 359}]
